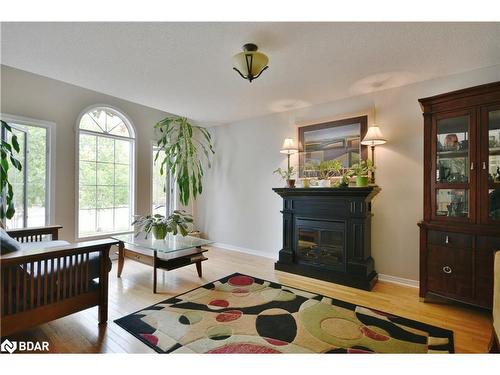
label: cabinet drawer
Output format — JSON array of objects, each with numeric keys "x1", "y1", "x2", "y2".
[
  {"x1": 124, "y1": 250, "x2": 154, "y2": 266},
  {"x1": 427, "y1": 245, "x2": 473, "y2": 299},
  {"x1": 428, "y1": 230, "x2": 472, "y2": 249}
]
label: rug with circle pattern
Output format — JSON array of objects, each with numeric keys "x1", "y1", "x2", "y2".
[{"x1": 114, "y1": 273, "x2": 454, "y2": 353}]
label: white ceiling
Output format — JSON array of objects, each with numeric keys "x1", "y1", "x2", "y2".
[{"x1": 1, "y1": 22, "x2": 499, "y2": 125}]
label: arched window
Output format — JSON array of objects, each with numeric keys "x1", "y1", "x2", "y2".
[{"x1": 77, "y1": 106, "x2": 135, "y2": 237}]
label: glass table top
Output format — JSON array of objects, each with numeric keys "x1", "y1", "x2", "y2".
[{"x1": 112, "y1": 233, "x2": 214, "y2": 254}]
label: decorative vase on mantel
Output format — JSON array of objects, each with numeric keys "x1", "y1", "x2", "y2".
[
  {"x1": 356, "y1": 176, "x2": 369, "y2": 187},
  {"x1": 318, "y1": 179, "x2": 330, "y2": 187}
]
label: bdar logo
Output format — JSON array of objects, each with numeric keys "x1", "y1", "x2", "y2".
[{"x1": 1, "y1": 339, "x2": 17, "y2": 354}]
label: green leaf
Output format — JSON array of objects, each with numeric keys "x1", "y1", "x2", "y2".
[
  {"x1": 10, "y1": 155, "x2": 22, "y2": 171},
  {"x1": 1, "y1": 120, "x2": 12, "y2": 132},
  {"x1": 11, "y1": 134, "x2": 20, "y2": 153}
]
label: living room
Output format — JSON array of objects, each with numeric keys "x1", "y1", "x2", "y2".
[{"x1": 1, "y1": 1, "x2": 499, "y2": 372}]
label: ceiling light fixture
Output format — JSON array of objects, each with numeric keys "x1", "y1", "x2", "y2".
[{"x1": 232, "y1": 43, "x2": 269, "y2": 83}]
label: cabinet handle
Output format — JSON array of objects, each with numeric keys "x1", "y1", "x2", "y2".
[
  {"x1": 445, "y1": 235, "x2": 450, "y2": 244},
  {"x1": 470, "y1": 162, "x2": 474, "y2": 170},
  {"x1": 483, "y1": 162, "x2": 487, "y2": 170},
  {"x1": 443, "y1": 266, "x2": 452, "y2": 274}
]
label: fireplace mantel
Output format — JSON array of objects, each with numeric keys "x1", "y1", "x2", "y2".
[{"x1": 273, "y1": 186, "x2": 380, "y2": 290}]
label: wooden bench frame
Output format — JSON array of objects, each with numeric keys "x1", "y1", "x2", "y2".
[{"x1": 1, "y1": 225, "x2": 118, "y2": 337}]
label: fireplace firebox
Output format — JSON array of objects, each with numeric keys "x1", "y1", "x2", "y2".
[{"x1": 273, "y1": 186, "x2": 380, "y2": 290}]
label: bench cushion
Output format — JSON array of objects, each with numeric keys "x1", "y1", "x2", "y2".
[
  {"x1": 19, "y1": 240, "x2": 70, "y2": 251},
  {"x1": 0, "y1": 227, "x2": 21, "y2": 254}
]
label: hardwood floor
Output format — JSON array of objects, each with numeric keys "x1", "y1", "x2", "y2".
[{"x1": 5, "y1": 245, "x2": 493, "y2": 353}]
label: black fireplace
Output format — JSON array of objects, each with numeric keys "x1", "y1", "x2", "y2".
[{"x1": 273, "y1": 186, "x2": 380, "y2": 290}]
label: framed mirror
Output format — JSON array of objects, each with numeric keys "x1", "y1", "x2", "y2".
[{"x1": 298, "y1": 115, "x2": 368, "y2": 177}]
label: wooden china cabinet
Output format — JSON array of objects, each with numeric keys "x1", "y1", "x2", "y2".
[{"x1": 418, "y1": 82, "x2": 500, "y2": 309}]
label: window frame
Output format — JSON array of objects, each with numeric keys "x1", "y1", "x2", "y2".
[
  {"x1": 75, "y1": 105, "x2": 136, "y2": 240},
  {"x1": 0, "y1": 113, "x2": 56, "y2": 228},
  {"x1": 151, "y1": 142, "x2": 173, "y2": 217}
]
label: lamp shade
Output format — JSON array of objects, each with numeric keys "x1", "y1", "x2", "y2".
[
  {"x1": 361, "y1": 125, "x2": 387, "y2": 146},
  {"x1": 280, "y1": 138, "x2": 298, "y2": 154},
  {"x1": 232, "y1": 44, "x2": 269, "y2": 82}
]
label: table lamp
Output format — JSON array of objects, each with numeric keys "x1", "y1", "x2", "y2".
[
  {"x1": 361, "y1": 125, "x2": 387, "y2": 183},
  {"x1": 280, "y1": 138, "x2": 298, "y2": 171}
]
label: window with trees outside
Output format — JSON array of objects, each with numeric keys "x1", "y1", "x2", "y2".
[
  {"x1": 1, "y1": 118, "x2": 51, "y2": 228},
  {"x1": 152, "y1": 146, "x2": 170, "y2": 216},
  {"x1": 78, "y1": 107, "x2": 135, "y2": 237}
]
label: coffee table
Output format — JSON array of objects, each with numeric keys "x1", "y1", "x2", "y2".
[{"x1": 112, "y1": 233, "x2": 214, "y2": 293}]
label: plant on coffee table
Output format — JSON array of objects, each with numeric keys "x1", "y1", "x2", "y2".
[{"x1": 132, "y1": 210, "x2": 194, "y2": 240}]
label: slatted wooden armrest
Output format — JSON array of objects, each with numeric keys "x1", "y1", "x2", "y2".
[
  {"x1": 7, "y1": 225, "x2": 63, "y2": 242},
  {"x1": 1, "y1": 239, "x2": 119, "y2": 266}
]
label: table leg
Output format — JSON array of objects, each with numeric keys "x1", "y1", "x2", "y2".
[
  {"x1": 117, "y1": 241, "x2": 124, "y2": 277},
  {"x1": 196, "y1": 246, "x2": 202, "y2": 277},
  {"x1": 196, "y1": 261, "x2": 202, "y2": 277},
  {"x1": 153, "y1": 251, "x2": 158, "y2": 294}
]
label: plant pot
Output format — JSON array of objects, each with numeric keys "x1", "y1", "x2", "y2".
[
  {"x1": 318, "y1": 179, "x2": 330, "y2": 187},
  {"x1": 286, "y1": 179, "x2": 296, "y2": 188},
  {"x1": 302, "y1": 178, "x2": 311, "y2": 188},
  {"x1": 356, "y1": 176, "x2": 369, "y2": 187},
  {"x1": 151, "y1": 225, "x2": 167, "y2": 240},
  {"x1": 329, "y1": 176, "x2": 341, "y2": 187}
]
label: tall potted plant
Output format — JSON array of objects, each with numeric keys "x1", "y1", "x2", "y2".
[
  {"x1": 0, "y1": 120, "x2": 22, "y2": 220},
  {"x1": 154, "y1": 116, "x2": 215, "y2": 206}
]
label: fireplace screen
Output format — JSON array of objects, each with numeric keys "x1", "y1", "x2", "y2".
[{"x1": 295, "y1": 219, "x2": 345, "y2": 271}]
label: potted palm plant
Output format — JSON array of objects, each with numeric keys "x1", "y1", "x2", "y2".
[
  {"x1": 154, "y1": 116, "x2": 214, "y2": 207},
  {"x1": 273, "y1": 166, "x2": 296, "y2": 188},
  {"x1": 132, "y1": 210, "x2": 194, "y2": 240},
  {"x1": 349, "y1": 160, "x2": 375, "y2": 187}
]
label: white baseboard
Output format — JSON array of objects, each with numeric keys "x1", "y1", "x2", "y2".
[
  {"x1": 378, "y1": 273, "x2": 419, "y2": 288},
  {"x1": 212, "y1": 242, "x2": 278, "y2": 260},
  {"x1": 211, "y1": 242, "x2": 419, "y2": 288}
]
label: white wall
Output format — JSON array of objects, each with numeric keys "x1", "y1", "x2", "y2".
[
  {"x1": 1, "y1": 65, "x2": 173, "y2": 241},
  {"x1": 195, "y1": 65, "x2": 500, "y2": 281}
]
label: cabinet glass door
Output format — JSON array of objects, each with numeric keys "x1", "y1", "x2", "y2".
[
  {"x1": 486, "y1": 109, "x2": 500, "y2": 222},
  {"x1": 433, "y1": 114, "x2": 474, "y2": 220}
]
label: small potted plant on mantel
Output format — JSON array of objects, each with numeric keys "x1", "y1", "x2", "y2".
[
  {"x1": 332, "y1": 169, "x2": 351, "y2": 188},
  {"x1": 273, "y1": 166, "x2": 296, "y2": 188},
  {"x1": 349, "y1": 160, "x2": 375, "y2": 187},
  {"x1": 132, "y1": 210, "x2": 194, "y2": 240},
  {"x1": 314, "y1": 160, "x2": 342, "y2": 187}
]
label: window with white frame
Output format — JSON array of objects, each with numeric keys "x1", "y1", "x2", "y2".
[
  {"x1": 1, "y1": 116, "x2": 52, "y2": 228},
  {"x1": 152, "y1": 146, "x2": 170, "y2": 216},
  {"x1": 77, "y1": 107, "x2": 135, "y2": 237}
]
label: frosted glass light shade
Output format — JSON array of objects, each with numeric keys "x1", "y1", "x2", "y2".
[
  {"x1": 232, "y1": 44, "x2": 269, "y2": 82},
  {"x1": 232, "y1": 51, "x2": 268, "y2": 76},
  {"x1": 280, "y1": 138, "x2": 298, "y2": 154},
  {"x1": 361, "y1": 125, "x2": 387, "y2": 146}
]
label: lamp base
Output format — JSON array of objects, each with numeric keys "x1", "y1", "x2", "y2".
[{"x1": 370, "y1": 145, "x2": 376, "y2": 184}]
